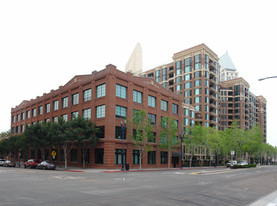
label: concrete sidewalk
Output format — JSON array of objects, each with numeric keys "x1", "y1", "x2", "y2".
[
  {"x1": 248, "y1": 190, "x2": 277, "y2": 206},
  {"x1": 57, "y1": 166, "x2": 226, "y2": 173}
]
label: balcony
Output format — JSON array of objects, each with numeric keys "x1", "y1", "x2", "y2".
[
  {"x1": 209, "y1": 111, "x2": 216, "y2": 116},
  {"x1": 209, "y1": 62, "x2": 215, "y2": 69},
  {"x1": 210, "y1": 86, "x2": 216, "y2": 93}
]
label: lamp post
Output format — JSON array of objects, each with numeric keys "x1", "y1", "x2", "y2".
[
  {"x1": 258, "y1": 76, "x2": 277, "y2": 81},
  {"x1": 121, "y1": 120, "x2": 126, "y2": 171},
  {"x1": 179, "y1": 132, "x2": 184, "y2": 169}
]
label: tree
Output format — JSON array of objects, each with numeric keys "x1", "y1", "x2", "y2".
[
  {"x1": 70, "y1": 116, "x2": 98, "y2": 168},
  {"x1": 24, "y1": 123, "x2": 51, "y2": 161},
  {"x1": 184, "y1": 126, "x2": 195, "y2": 168},
  {"x1": 159, "y1": 116, "x2": 178, "y2": 168},
  {"x1": 0, "y1": 130, "x2": 10, "y2": 139},
  {"x1": 207, "y1": 127, "x2": 221, "y2": 166},
  {"x1": 49, "y1": 117, "x2": 74, "y2": 169},
  {"x1": 129, "y1": 110, "x2": 154, "y2": 170}
]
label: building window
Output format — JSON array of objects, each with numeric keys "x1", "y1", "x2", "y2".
[
  {"x1": 20, "y1": 125, "x2": 24, "y2": 133},
  {"x1": 184, "y1": 82, "x2": 192, "y2": 89},
  {"x1": 70, "y1": 149, "x2": 77, "y2": 162},
  {"x1": 115, "y1": 149, "x2": 126, "y2": 165},
  {"x1": 194, "y1": 71, "x2": 201, "y2": 78},
  {"x1": 94, "y1": 149, "x2": 104, "y2": 164},
  {"x1": 161, "y1": 100, "x2": 168, "y2": 111},
  {"x1": 184, "y1": 90, "x2": 192, "y2": 97},
  {"x1": 184, "y1": 74, "x2": 192, "y2": 81},
  {"x1": 184, "y1": 57, "x2": 192, "y2": 73},
  {"x1": 195, "y1": 88, "x2": 201, "y2": 95},
  {"x1": 17, "y1": 114, "x2": 20, "y2": 122},
  {"x1": 172, "y1": 104, "x2": 178, "y2": 114},
  {"x1": 162, "y1": 82, "x2": 167, "y2": 88},
  {"x1": 190, "y1": 110, "x2": 195, "y2": 118},
  {"x1": 176, "y1": 76, "x2": 182, "y2": 83},
  {"x1": 96, "y1": 84, "x2": 106, "y2": 98},
  {"x1": 83, "y1": 108, "x2": 91, "y2": 120},
  {"x1": 194, "y1": 54, "x2": 201, "y2": 70},
  {"x1": 26, "y1": 110, "x2": 30, "y2": 119},
  {"x1": 148, "y1": 113, "x2": 156, "y2": 125},
  {"x1": 115, "y1": 105, "x2": 127, "y2": 118},
  {"x1": 133, "y1": 150, "x2": 139, "y2": 164},
  {"x1": 83, "y1": 89, "x2": 91, "y2": 102},
  {"x1": 72, "y1": 93, "x2": 79, "y2": 105},
  {"x1": 184, "y1": 108, "x2": 189, "y2": 116},
  {"x1": 234, "y1": 85, "x2": 240, "y2": 96},
  {"x1": 184, "y1": 118, "x2": 189, "y2": 126},
  {"x1": 205, "y1": 54, "x2": 209, "y2": 70},
  {"x1": 148, "y1": 95, "x2": 156, "y2": 107},
  {"x1": 162, "y1": 67, "x2": 167, "y2": 81},
  {"x1": 195, "y1": 96, "x2": 201, "y2": 104},
  {"x1": 133, "y1": 90, "x2": 142, "y2": 104},
  {"x1": 62, "y1": 97, "x2": 68, "y2": 108},
  {"x1": 96, "y1": 105, "x2": 105, "y2": 118},
  {"x1": 38, "y1": 106, "x2": 43, "y2": 115},
  {"x1": 62, "y1": 114, "x2": 68, "y2": 122},
  {"x1": 96, "y1": 126, "x2": 105, "y2": 138},
  {"x1": 21, "y1": 112, "x2": 25, "y2": 120},
  {"x1": 32, "y1": 108, "x2": 36, "y2": 117},
  {"x1": 184, "y1": 98, "x2": 192, "y2": 104},
  {"x1": 53, "y1": 100, "x2": 59, "y2": 111},
  {"x1": 194, "y1": 79, "x2": 202, "y2": 87},
  {"x1": 71, "y1": 111, "x2": 79, "y2": 120},
  {"x1": 205, "y1": 80, "x2": 209, "y2": 87},
  {"x1": 115, "y1": 126, "x2": 126, "y2": 139},
  {"x1": 148, "y1": 151, "x2": 156, "y2": 164},
  {"x1": 116, "y1": 84, "x2": 127, "y2": 99},
  {"x1": 45, "y1": 118, "x2": 50, "y2": 123},
  {"x1": 160, "y1": 151, "x2": 168, "y2": 164},
  {"x1": 176, "y1": 84, "x2": 182, "y2": 91},
  {"x1": 195, "y1": 105, "x2": 201, "y2": 112},
  {"x1": 45, "y1": 104, "x2": 50, "y2": 113},
  {"x1": 155, "y1": 70, "x2": 160, "y2": 82},
  {"x1": 53, "y1": 116, "x2": 58, "y2": 122},
  {"x1": 175, "y1": 61, "x2": 182, "y2": 75}
]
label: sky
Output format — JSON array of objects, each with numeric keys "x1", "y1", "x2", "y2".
[{"x1": 0, "y1": 0, "x2": 276, "y2": 145}]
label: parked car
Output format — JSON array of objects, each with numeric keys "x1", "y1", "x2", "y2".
[
  {"x1": 37, "y1": 161, "x2": 56, "y2": 170},
  {"x1": 226, "y1": 160, "x2": 237, "y2": 167},
  {"x1": 0, "y1": 159, "x2": 6, "y2": 166},
  {"x1": 24, "y1": 159, "x2": 41, "y2": 169},
  {"x1": 3, "y1": 160, "x2": 16, "y2": 167},
  {"x1": 239, "y1": 160, "x2": 248, "y2": 165}
]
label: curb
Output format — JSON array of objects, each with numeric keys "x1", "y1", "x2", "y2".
[{"x1": 103, "y1": 166, "x2": 226, "y2": 173}]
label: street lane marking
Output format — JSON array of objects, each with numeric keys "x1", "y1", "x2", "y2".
[{"x1": 189, "y1": 169, "x2": 234, "y2": 175}]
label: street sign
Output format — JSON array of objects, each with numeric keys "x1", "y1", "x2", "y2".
[
  {"x1": 231, "y1": 151, "x2": 235, "y2": 155},
  {"x1": 52, "y1": 150, "x2": 56, "y2": 157}
]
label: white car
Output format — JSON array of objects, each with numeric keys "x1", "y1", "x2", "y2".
[
  {"x1": 0, "y1": 159, "x2": 6, "y2": 166},
  {"x1": 227, "y1": 160, "x2": 237, "y2": 167},
  {"x1": 239, "y1": 160, "x2": 248, "y2": 165}
]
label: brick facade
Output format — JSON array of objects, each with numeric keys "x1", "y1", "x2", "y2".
[{"x1": 11, "y1": 64, "x2": 187, "y2": 169}]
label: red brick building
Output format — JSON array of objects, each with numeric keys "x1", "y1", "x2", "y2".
[{"x1": 11, "y1": 64, "x2": 189, "y2": 169}]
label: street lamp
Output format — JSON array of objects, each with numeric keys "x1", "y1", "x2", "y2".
[
  {"x1": 121, "y1": 120, "x2": 126, "y2": 171},
  {"x1": 179, "y1": 132, "x2": 184, "y2": 169}
]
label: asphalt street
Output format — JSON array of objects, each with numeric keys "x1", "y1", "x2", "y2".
[{"x1": 1, "y1": 166, "x2": 277, "y2": 206}]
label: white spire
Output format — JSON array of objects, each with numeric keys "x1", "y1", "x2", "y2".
[
  {"x1": 219, "y1": 51, "x2": 237, "y2": 71},
  {"x1": 125, "y1": 43, "x2": 142, "y2": 75}
]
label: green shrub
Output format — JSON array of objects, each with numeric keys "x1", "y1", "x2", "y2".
[{"x1": 231, "y1": 164, "x2": 257, "y2": 169}]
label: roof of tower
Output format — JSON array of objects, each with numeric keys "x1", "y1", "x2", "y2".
[
  {"x1": 125, "y1": 43, "x2": 142, "y2": 75},
  {"x1": 219, "y1": 51, "x2": 237, "y2": 71}
]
